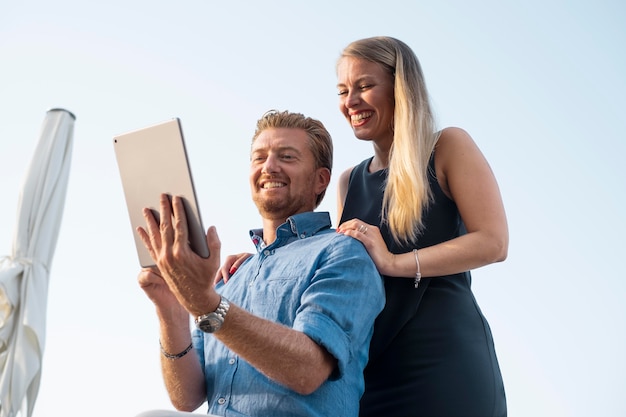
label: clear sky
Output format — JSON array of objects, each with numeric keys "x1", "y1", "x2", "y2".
[{"x1": 1, "y1": 1, "x2": 625, "y2": 416}]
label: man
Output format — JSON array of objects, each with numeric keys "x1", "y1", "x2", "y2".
[{"x1": 136, "y1": 110, "x2": 385, "y2": 417}]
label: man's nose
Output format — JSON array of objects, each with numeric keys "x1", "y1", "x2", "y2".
[{"x1": 261, "y1": 154, "x2": 280, "y2": 174}]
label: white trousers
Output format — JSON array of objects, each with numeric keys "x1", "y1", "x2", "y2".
[{"x1": 135, "y1": 411, "x2": 220, "y2": 417}]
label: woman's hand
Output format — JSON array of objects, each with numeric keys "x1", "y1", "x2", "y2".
[
  {"x1": 214, "y1": 252, "x2": 253, "y2": 285},
  {"x1": 337, "y1": 218, "x2": 396, "y2": 276}
]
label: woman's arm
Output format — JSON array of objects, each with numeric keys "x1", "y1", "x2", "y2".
[
  {"x1": 428, "y1": 126, "x2": 508, "y2": 273},
  {"x1": 338, "y1": 127, "x2": 508, "y2": 279}
]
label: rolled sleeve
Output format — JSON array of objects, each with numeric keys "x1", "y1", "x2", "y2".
[{"x1": 293, "y1": 234, "x2": 384, "y2": 380}]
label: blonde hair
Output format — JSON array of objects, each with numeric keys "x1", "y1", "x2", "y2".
[
  {"x1": 252, "y1": 109, "x2": 333, "y2": 207},
  {"x1": 341, "y1": 36, "x2": 439, "y2": 243}
]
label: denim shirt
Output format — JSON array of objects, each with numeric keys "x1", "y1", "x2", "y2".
[{"x1": 192, "y1": 212, "x2": 385, "y2": 417}]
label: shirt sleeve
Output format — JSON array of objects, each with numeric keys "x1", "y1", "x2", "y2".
[
  {"x1": 293, "y1": 234, "x2": 385, "y2": 380},
  {"x1": 192, "y1": 328, "x2": 206, "y2": 370}
]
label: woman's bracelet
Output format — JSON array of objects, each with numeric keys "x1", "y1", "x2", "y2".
[
  {"x1": 413, "y1": 249, "x2": 421, "y2": 289},
  {"x1": 159, "y1": 340, "x2": 193, "y2": 360}
]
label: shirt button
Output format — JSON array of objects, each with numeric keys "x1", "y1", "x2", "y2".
[
  {"x1": 300, "y1": 233, "x2": 306, "y2": 238},
  {"x1": 228, "y1": 358, "x2": 235, "y2": 365},
  {"x1": 263, "y1": 250, "x2": 270, "y2": 256},
  {"x1": 217, "y1": 397, "x2": 226, "y2": 405}
]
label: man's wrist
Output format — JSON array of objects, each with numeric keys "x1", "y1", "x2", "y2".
[
  {"x1": 156, "y1": 303, "x2": 192, "y2": 327},
  {"x1": 189, "y1": 293, "x2": 222, "y2": 318},
  {"x1": 195, "y1": 296, "x2": 231, "y2": 333},
  {"x1": 159, "y1": 339, "x2": 193, "y2": 359}
]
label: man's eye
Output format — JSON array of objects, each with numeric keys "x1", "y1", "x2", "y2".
[
  {"x1": 337, "y1": 89, "x2": 348, "y2": 96},
  {"x1": 359, "y1": 84, "x2": 372, "y2": 90}
]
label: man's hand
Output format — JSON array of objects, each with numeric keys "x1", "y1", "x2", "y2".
[
  {"x1": 137, "y1": 266, "x2": 177, "y2": 304},
  {"x1": 137, "y1": 193, "x2": 222, "y2": 316}
]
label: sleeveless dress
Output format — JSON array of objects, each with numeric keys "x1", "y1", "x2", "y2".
[{"x1": 341, "y1": 157, "x2": 507, "y2": 417}]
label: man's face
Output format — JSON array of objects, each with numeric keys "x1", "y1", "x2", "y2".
[{"x1": 250, "y1": 127, "x2": 329, "y2": 221}]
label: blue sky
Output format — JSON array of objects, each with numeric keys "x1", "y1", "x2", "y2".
[{"x1": 1, "y1": 1, "x2": 625, "y2": 416}]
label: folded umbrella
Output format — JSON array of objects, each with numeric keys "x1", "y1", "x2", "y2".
[{"x1": 0, "y1": 108, "x2": 75, "y2": 417}]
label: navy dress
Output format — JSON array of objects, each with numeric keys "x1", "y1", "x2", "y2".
[{"x1": 341, "y1": 157, "x2": 507, "y2": 417}]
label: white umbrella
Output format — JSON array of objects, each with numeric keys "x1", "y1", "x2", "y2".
[{"x1": 0, "y1": 108, "x2": 75, "y2": 417}]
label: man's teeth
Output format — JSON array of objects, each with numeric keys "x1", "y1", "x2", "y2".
[
  {"x1": 351, "y1": 112, "x2": 372, "y2": 122},
  {"x1": 263, "y1": 182, "x2": 285, "y2": 189}
]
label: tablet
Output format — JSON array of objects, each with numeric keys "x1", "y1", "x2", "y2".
[{"x1": 113, "y1": 118, "x2": 209, "y2": 267}]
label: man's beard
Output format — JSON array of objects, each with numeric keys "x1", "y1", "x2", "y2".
[{"x1": 253, "y1": 192, "x2": 311, "y2": 221}]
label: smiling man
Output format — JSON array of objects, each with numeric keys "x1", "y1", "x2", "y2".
[{"x1": 135, "y1": 110, "x2": 385, "y2": 417}]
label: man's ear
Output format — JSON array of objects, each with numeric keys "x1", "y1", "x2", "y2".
[{"x1": 315, "y1": 167, "x2": 331, "y2": 195}]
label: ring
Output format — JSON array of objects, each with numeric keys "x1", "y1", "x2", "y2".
[{"x1": 358, "y1": 224, "x2": 368, "y2": 234}]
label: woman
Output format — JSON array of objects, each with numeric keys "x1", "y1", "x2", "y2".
[{"x1": 335, "y1": 36, "x2": 508, "y2": 417}]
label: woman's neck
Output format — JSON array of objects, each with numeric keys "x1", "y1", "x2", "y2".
[{"x1": 370, "y1": 141, "x2": 391, "y2": 172}]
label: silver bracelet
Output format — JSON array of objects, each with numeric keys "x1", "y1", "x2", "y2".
[
  {"x1": 159, "y1": 340, "x2": 193, "y2": 360},
  {"x1": 413, "y1": 249, "x2": 421, "y2": 289}
]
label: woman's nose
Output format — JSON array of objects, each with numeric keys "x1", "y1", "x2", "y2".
[{"x1": 345, "y1": 90, "x2": 360, "y2": 108}]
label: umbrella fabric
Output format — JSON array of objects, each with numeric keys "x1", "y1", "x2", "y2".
[{"x1": 0, "y1": 108, "x2": 75, "y2": 417}]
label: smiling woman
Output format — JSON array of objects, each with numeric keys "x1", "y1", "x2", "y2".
[{"x1": 335, "y1": 36, "x2": 508, "y2": 417}]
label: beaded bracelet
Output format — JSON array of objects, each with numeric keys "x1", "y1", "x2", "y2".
[
  {"x1": 412, "y1": 249, "x2": 421, "y2": 289},
  {"x1": 159, "y1": 340, "x2": 193, "y2": 360}
]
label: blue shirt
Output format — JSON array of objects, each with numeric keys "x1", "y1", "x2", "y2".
[{"x1": 192, "y1": 212, "x2": 385, "y2": 417}]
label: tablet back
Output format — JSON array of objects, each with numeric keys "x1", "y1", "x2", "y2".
[{"x1": 113, "y1": 118, "x2": 209, "y2": 267}]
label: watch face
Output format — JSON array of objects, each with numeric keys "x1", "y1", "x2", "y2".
[
  {"x1": 195, "y1": 298, "x2": 229, "y2": 333},
  {"x1": 197, "y1": 313, "x2": 223, "y2": 333}
]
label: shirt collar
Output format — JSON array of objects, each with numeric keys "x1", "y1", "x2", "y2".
[{"x1": 249, "y1": 212, "x2": 332, "y2": 252}]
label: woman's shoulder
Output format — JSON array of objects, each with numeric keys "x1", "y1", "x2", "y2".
[
  {"x1": 435, "y1": 127, "x2": 480, "y2": 158},
  {"x1": 338, "y1": 157, "x2": 372, "y2": 192},
  {"x1": 339, "y1": 166, "x2": 355, "y2": 184},
  {"x1": 433, "y1": 127, "x2": 485, "y2": 195},
  {"x1": 437, "y1": 126, "x2": 473, "y2": 144}
]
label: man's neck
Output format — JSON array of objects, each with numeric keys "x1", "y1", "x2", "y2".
[
  {"x1": 260, "y1": 206, "x2": 318, "y2": 245},
  {"x1": 261, "y1": 217, "x2": 287, "y2": 246}
]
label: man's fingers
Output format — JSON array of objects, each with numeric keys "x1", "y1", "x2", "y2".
[
  {"x1": 139, "y1": 206, "x2": 162, "y2": 259},
  {"x1": 159, "y1": 193, "x2": 175, "y2": 241},
  {"x1": 171, "y1": 195, "x2": 190, "y2": 249},
  {"x1": 206, "y1": 225, "x2": 221, "y2": 257}
]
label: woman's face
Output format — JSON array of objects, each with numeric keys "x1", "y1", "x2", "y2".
[{"x1": 336, "y1": 56, "x2": 395, "y2": 144}]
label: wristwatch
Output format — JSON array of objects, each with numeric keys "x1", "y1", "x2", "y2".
[{"x1": 195, "y1": 297, "x2": 230, "y2": 333}]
